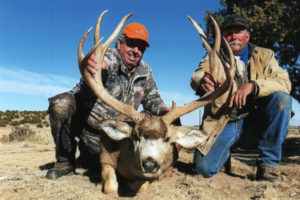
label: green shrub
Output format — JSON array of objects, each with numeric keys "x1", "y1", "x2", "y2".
[
  {"x1": 42, "y1": 120, "x2": 50, "y2": 126},
  {"x1": 30, "y1": 115, "x2": 42, "y2": 124},
  {"x1": 41, "y1": 111, "x2": 48, "y2": 119},
  {"x1": 10, "y1": 121, "x2": 21, "y2": 126},
  {"x1": 0, "y1": 119, "x2": 9, "y2": 127},
  {"x1": 36, "y1": 123, "x2": 43, "y2": 128},
  {"x1": 0, "y1": 110, "x2": 49, "y2": 126},
  {"x1": 4, "y1": 110, "x2": 19, "y2": 121},
  {"x1": 8, "y1": 125, "x2": 36, "y2": 142}
]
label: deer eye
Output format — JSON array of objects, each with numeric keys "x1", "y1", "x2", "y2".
[{"x1": 164, "y1": 137, "x2": 170, "y2": 142}]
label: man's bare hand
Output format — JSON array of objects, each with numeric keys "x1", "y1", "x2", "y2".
[
  {"x1": 85, "y1": 54, "x2": 107, "y2": 75},
  {"x1": 200, "y1": 72, "x2": 222, "y2": 93},
  {"x1": 229, "y1": 82, "x2": 254, "y2": 109},
  {"x1": 164, "y1": 107, "x2": 172, "y2": 112}
]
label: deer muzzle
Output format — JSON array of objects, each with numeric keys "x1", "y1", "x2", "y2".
[{"x1": 142, "y1": 157, "x2": 158, "y2": 173}]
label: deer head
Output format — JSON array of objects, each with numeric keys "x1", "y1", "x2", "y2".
[{"x1": 77, "y1": 11, "x2": 235, "y2": 178}]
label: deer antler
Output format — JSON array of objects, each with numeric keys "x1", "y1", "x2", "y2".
[
  {"x1": 162, "y1": 15, "x2": 235, "y2": 125},
  {"x1": 78, "y1": 10, "x2": 144, "y2": 122}
]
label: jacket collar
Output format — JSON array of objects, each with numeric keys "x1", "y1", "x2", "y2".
[
  {"x1": 220, "y1": 42, "x2": 256, "y2": 65},
  {"x1": 248, "y1": 42, "x2": 256, "y2": 60}
]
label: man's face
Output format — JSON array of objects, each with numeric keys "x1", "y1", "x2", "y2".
[
  {"x1": 117, "y1": 38, "x2": 147, "y2": 70},
  {"x1": 223, "y1": 26, "x2": 250, "y2": 55}
]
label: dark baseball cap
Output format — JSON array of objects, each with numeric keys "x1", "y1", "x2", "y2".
[{"x1": 221, "y1": 15, "x2": 249, "y2": 32}]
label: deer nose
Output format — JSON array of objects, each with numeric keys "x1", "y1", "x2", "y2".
[{"x1": 142, "y1": 158, "x2": 158, "y2": 173}]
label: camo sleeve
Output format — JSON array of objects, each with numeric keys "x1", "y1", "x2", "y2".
[{"x1": 141, "y1": 66, "x2": 166, "y2": 116}]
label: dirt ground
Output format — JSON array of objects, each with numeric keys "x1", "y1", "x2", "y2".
[{"x1": 0, "y1": 125, "x2": 299, "y2": 200}]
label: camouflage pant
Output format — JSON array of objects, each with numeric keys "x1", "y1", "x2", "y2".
[{"x1": 48, "y1": 92, "x2": 100, "y2": 167}]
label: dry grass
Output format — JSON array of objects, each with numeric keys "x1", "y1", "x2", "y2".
[{"x1": 0, "y1": 121, "x2": 299, "y2": 200}]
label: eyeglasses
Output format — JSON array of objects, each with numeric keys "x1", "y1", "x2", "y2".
[{"x1": 125, "y1": 38, "x2": 147, "y2": 53}]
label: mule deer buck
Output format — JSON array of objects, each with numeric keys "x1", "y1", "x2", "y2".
[{"x1": 77, "y1": 10, "x2": 235, "y2": 194}]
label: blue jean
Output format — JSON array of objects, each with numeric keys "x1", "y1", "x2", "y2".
[{"x1": 193, "y1": 92, "x2": 292, "y2": 178}]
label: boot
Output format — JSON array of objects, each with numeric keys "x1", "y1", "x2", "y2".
[
  {"x1": 46, "y1": 161, "x2": 74, "y2": 179},
  {"x1": 220, "y1": 154, "x2": 231, "y2": 174},
  {"x1": 256, "y1": 166, "x2": 280, "y2": 182}
]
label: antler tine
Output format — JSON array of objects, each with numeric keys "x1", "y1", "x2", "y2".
[
  {"x1": 162, "y1": 16, "x2": 233, "y2": 125},
  {"x1": 94, "y1": 10, "x2": 108, "y2": 44},
  {"x1": 162, "y1": 78, "x2": 231, "y2": 125},
  {"x1": 102, "y1": 14, "x2": 134, "y2": 52},
  {"x1": 162, "y1": 57, "x2": 233, "y2": 125},
  {"x1": 186, "y1": 16, "x2": 212, "y2": 53},
  {"x1": 221, "y1": 36, "x2": 236, "y2": 78},
  {"x1": 208, "y1": 15, "x2": 221, "y2": 77},
  {"x1": 78, "y1": 11, "x2": 144, "y2": 122},
  {"x1": 187, "y1": 15, "x2": 221, "y2": 77},
  {"x1": 202, "y1": 36, "x2": 235, "y2": 100},
  {"x1": 78, "y1": 27, "x2": 93, "y2": 74},
  {"x1": 92, "y1": 10, "x2": 108, "y2": 78},
  {"x1": 93, "y1": 10, "x2": 133, "y2": 83},
  {"x1": 209, "y1": 15, "x2": 221, "y2": 53}
]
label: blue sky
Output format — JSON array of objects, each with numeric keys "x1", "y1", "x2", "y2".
[{"x1": 0, "y1": 0, "x2": 299, "y2": 126}]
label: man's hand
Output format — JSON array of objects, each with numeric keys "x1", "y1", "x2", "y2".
[
  {"x1": 163, "y1": 107, "x2": 172, "y2": 112},
  {"x1": 85, "y1": 54, "x2": 107, "y2": 75},
  {"x1": 200, "y1": 72, "x2": 222, "y2": 93},
  {"x1": 229, "y1": 82, "x2": 254, "y2": 109}
]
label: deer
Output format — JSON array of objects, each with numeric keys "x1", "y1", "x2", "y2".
[{"x1": 77, "y1": 10, "x2": 235, "y2": 194}]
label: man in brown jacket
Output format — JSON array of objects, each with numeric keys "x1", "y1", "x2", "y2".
[{"x1": 190, "y1": 15, "x2": 292, "y2": 182}]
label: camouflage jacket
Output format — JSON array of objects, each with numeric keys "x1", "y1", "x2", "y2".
[{"x1": 70, "y1": 47, "x2": 166, "y2": 130}]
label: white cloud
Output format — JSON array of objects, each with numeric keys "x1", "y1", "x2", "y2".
[
  {"x1": 0, "y1": 66, "x2": 77, "y2": 97},
  {"x1": 0, "y1": 79, "x2": 70, "y2": 96}
]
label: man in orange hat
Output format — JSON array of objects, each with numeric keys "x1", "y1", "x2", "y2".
[{"x1": 46, "y1": 22, "x2": 171, "y2": 179}]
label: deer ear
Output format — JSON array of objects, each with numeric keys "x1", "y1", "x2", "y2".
[
  {"x1": 100, "y1": 120, "x2": 133, "y2": 141},
  {"x1": 174, "y1": 128, "x2": 208, "y2": 149}
]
